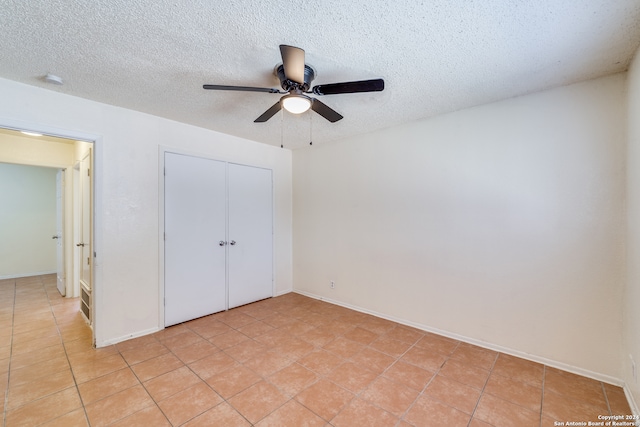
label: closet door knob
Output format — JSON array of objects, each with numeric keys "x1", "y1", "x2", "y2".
[
  {"x1": 219, "y1": 241, "x2": 227, "y2": 246},
  {"x1": 230, "y1": 240, "x2": 236, "y2": 246}
]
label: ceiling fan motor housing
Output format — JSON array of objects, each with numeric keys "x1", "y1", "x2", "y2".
[{"x1": 275, "y1": 64, "x2": 316, "y2": 92}]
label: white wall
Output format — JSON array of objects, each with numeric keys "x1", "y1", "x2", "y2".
[
  {"x1": 625, "y1": 47, "x2": 640, "y2": 409},
  {"x1": 293, "y1": 74, "x2": 627, "y2": 379},
  {"x1": 0, "y1": 77, "x2": 293, "y2": 346},
  {"x1": 0, "y1": 163, "x2": 58, "y2": 278}
]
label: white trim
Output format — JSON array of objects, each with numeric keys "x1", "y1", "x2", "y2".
[
  {"x1": 294, "y1": 289, "x2": 627, "y2": 388},
  {"x1": 624, "y1": 384, "x2": 640, "y2": 417},
  {"x1": 275, "y1": 288, "x2": 292, "y2": 297},
  {"x1": 0, "y1": 271, "x2": 57, "y2": 280},
  {"x1": 99, "y1": 327, "x2": 162, "y2": 348}
]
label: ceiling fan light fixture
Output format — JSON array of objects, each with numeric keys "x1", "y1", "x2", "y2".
[{"x1": 282, "y1": 94, "x2": 312, "y2": 114}]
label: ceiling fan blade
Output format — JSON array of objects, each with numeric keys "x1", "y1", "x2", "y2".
[
  {"x1": 312, "y1": 78, "x2": 385, "y2": 95},
  {"x1": 203, "y1": 84, "x2": 281, "y2": 93},
  {"x1": 279, "y1": 45, "x2": 305, "y2": 84},
  {"x1": 311, "y1": 99, "x2": 343, "y2": 123},
  {"x1": 254, "y1": 101, "x2": 282, "y2": 123}
]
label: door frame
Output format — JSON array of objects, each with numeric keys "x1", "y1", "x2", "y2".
[
  {"x1": 0, "y1": 117, "x2": 101, "y2": 346},
  {"x1": 158, "y1": 146, "x2": 276, "y2": 329}
]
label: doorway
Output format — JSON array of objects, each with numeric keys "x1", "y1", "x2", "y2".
[{"x1": 0, "y1": 126, "x2": 96, "y2": 341}]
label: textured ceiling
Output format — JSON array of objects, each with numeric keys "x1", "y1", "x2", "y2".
[{"x1": 1, "y1": 0, "x2": 640, "y2": 148}]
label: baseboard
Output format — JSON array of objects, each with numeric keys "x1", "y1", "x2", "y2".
[
  {"x1": 97, "y1": 326, "x2": 162, "y2": 348},
  {"x1": 294, "y1": 289, "x2": 626, "y2": 388},
  {"x1": 0, "y1": 270, "x2": 56, "y2": 280},
  {"x1": 275, "y1": 287, "x2": 293, "y2": 297},
  {"x1": 624, "y1": 384, "x2": 640, "y2": 417}
]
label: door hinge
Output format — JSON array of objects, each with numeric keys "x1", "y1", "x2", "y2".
[
  {"x1": 87, "y1": 168, "x2": 90, "y2": 177},
  {"x1": 87, "y1": 257, "x2": 90, "y2": 265}
]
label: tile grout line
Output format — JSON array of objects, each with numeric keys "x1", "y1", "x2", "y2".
[
  {"x1": 47, "y1": 277, "x2": 93, "y2": 427},
  {"x1": 540, "y1": 365, "x2": 546, "y2": 427},
  {"x1": 2, "y1": 278, "x2": 16, "y2": 427},
  {"x1": 466, "y1": 350, "x2": 500, "y2": 427}
]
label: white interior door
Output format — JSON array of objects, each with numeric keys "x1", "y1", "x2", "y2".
[
  {"x1": 164, "y1": 153, "x2": 227, "y2": 326},
  {"x1": 55, "y1": 169, "x2": 65, "y2": 296},
  {"x1": 228, "y1": 163, "x2": 273, "y2": 309},
  {"x1": 79, "y1": 152, "x2": 92, "y2": 291}
]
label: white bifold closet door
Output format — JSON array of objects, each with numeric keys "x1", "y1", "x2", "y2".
[
  {"x1": 164, "y1": 153, "x2": 273, "y2": 327},
  {"x1": 164, "y1": 153, "x2": 227, "y2": 326}
]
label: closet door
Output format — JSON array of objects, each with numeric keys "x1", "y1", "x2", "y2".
[
  {"x1": 164, "y1": 153, "x2": 227, "y2": 326},
  {"x1": 227, "y1": 163, "x2": 273, "y2": 308}
]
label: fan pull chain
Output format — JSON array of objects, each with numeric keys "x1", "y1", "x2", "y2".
[
  {"x1": 309, "y1": 111, "x2": 313, "y2": 146},
  {"x1": 280, "y1": 108, "x2": 284, "y2": 148}
]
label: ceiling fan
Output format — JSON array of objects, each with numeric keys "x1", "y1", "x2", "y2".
[{"x1": 203, "y1": 45, "x2": 384, "y2": 123}]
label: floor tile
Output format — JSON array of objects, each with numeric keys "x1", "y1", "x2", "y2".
[
  {"x1": 294, "y1": 326, "x2": 338, "y2": 347},
  {"x1": 159, "y1": 330, "x2": 205, "y2": 351},
  {"x1": 438, "y1": 358, "x2": 490, "y2": 390},
  {"x1": 343, "y1": 326, "x2": 379, "y2": 345},
  {"x1": 544, "y1": 367, "x2": 608, "y2": 409},
  {"x1": 267, "y1": 362, "x2": 319, "y2": 397},
  {"x1": 369, "y1": 336, "x2": 413, "y2": 358},
  {"x1": 78, "y1": 367, "x2": 140, "y2": 404},
  {"x1": 242, "y1": 350, "x2": 292, "y2": 377},
  {"x1": 384, "y1": 360, "x2": 434, "y2": 391},
  {"x1": 295, "y1": 378, "x2": 354, "y2": 421},
  {"x1": 404, "y1": 394, "x2": 471, "y2": 427},
  {"x1": 188, "y1": 351, "x2": 238, "y2": 379},
  {"x1": 71, "y1": 353, "x2": 128, "y2": 384},
  {"x1": 84, "y1": 384, "x2": 154, "y2": 427},
  {"x1": 492, "y1": 353, "x2": 544, "y2": 387},
  {"x1": 206, "y1": 365, "x2": 262, "y2": 399},
  {"x1": 107, "y1": 405, "x2": 171, "y2": 427},
  {"x1": 143, "y1": 365, "x2": 202, "y2": 401},
  {"x1": 474, "y1": 393, "x2": 541, "y2": 427},
  {"x1": 383, "y1": 325, "x2": 425, "y2": 345},
  {"x1": 449, "y1": 343, "x2": 498, "y2": 370},
  {"x1": 228, "y1": 380, "x2": 289, "y2": 424},
  {"x1": 157, "y1": 381, "x2": 223, "y2": 425},
  {"x1": 270, "y1": 337, "x2": 315, "y2": 360},
  {"x1": 350, "y1": 347, "x2": 396, "y2": 374},
  {"x1": 484, "y1": 371, "x2": 542, "y2": 412},
  {"x1": 400, "y1": 346, "x2": 448, "y2": 372},
  {"x1": 130, "y1": 352, "x2": 184, "y2": 382},
  {"x1": 171, "y1": 339, "x2": 219, "y2": 364},
  {"x1": 604, "y1": 383, "x2": 632, "y2": 414},
  {"x1": 323, "y1": 336, "x2": 366, "y2": 359},
  {"x1": 38, "y1": 408, "x2": 89, "y2": 427},
  {"x1": 423, "y1": 374, "x2": 482, "y2": 415},
  {"x1": 5, "y1": 387, "x2": 83, "y2": 427},
  {"x1": 256, "y1": 399, "x2": 325, "y2": 427},
  {"x1": 225, "y1": 339, "x2": 268, "y2": 363},
  {"x1": 120, "y1": 341, "x2": 170, "y2": 365},
  {"x1": 208, "y1": 330, "x2": 250, "y2": 349},
  {"x1": 182, "y1": 402, "x2": 251, "y2": 427},
  {"x1": 326, "y1": 361, "x2": 378, "y2": 394},
  {"x1": 7, "y1": 369, "x2": 75, "y2": 410},
  {"x1": 542, "y1": 389, "x2": 608, "y2": 422},
  {"x1": 298, "y1": 349, "x2": 345, "y2": 376},
  {"x1": 331, "y1": 398, "x2": 399, "y2": 427},
  {"x1": 361, "y1": 376, "x2": 419, "y2": 417}
]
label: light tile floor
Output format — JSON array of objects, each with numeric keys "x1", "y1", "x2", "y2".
[{"x1": 0, "y1": 274, "x2": 633, "y2": 426}]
